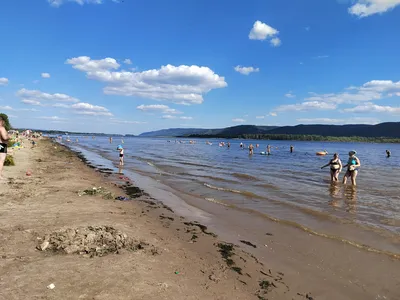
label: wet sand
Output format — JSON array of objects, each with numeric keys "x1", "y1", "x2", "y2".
[{"x1": 0, "y1": 138, "x2": 399, "y2": 300}]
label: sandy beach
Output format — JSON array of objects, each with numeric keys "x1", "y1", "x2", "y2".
[{"x1": 1, "y1": 138, "x2": 399, "y2": 300}]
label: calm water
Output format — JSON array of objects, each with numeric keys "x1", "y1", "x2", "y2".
[{"x1": 64, "y1": 136, "x2": 400, "y2": 254}]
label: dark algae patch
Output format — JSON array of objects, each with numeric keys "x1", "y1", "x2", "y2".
[
  {"x1": 183, "y1": 222, "x2": 217, "y2": 237},
  {"x1": 123, "y1": 185, "x2": 146, "y2": 199},
  {"x1": 159, "y1": 215, "x2": 174, "y2": 221},
  {"x1": 239, "y1": 240, "x2": 257, "y2": 248},
  {"x1": 216, "y1": 243, "x2": 244, "y2": 275}
]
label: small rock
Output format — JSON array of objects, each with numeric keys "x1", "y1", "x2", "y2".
[
  {"x1": 40, "y1": 241, "x2": 50, "y2": 251},
  {"x1": 209, "y1": 274, "x2": 220, "y2": 283},
  {"x1": 47, "y1": 283, "x2": 55, "y2": 290}
]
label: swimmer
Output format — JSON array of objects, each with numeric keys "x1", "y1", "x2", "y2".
[
  {"x1": 290, "y1": 145, "x2": 294, "y2": 153},
  {"x1": 118, "y1": 146, "x2": 124, "y2": 166},
  {"x1": 321, "y1": 153, "x2": 342, "y2": 182},
  {"x1": 249, "y1": 144, "x2": 254, "y2": 155},
  {"x1": 0, "y1": 116, "x2": 10, "y2": 180},
  {"x1": 342, "y1": 150, "x2": 361, "y2": 186},
  {"x1": 386, "y1": 150, "x2": 391, "y2": 158}
]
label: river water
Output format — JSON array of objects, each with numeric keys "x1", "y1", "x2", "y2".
[{"x1": 63, "y1": 136, "x2": 400, "y2": 256}]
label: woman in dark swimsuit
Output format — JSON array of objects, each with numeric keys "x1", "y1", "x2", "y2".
[{"x1": 321, "y1": 153, "x2": 342, "y2": 182}]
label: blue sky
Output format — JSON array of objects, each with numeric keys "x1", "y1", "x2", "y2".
[{"x1": 0, "y1": 0, "x2": 400, "y2": 134}]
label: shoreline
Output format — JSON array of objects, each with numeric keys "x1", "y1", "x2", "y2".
[{"x1": 1, "y1": 138, "x2": 399, "y2": 299}]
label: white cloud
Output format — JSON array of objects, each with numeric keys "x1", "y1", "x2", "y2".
[
  {"x1": 21, "y1": 99, "x2": 43, "y2": 106},
  {"x1": 71, "y1": 102, "x2": 113, "y2": 116},
  {"x1": 256, "y1": 116, "x2": 265, "y2": 119},
  {"x1": 249, "y1": 21, "x2": 279, "y2": 40},
  {"x1": 66, "y1": 56, "x2": 227, "y2": 105},
  {"x1": 296, "y1": 117, "x2": 380, "y2": 125},
  {"x1": 123, "y1": 59, "x2": 132, "y2": 65},
  {"x1": 17, "y1": 88, "x2": 79, "y2": 103},
  {"x1": 41, "y1": 73, "x2": 51, "y2": 78},
  {"x1": 285, "y1": 92, "x2": 295, "y2": 98},
  {"x1": 37, "y1": 116, "x2": 67, "y2": 121},
  {"x1": 344, "y1": 102, "x2": 400, "y2": 114},
  {"x1": 269, "y1": 112, "x2": 277, "y2": 117},
  {"x1": 234, "y1": 65, "x2": 260, "y2": 75},
  {"x1": 270, "y1": 37, "x2": 282, "y2": 47},
  {"x1": 276, "y1": 101, "x2": 337, "y2": 111},
  {"x1": 0, "y1": 105, "x2": 13, "y2": 111},
  {"x1": 314, "y1": 55, "x2": 329, "y2": 59},
  {"x1": 162, "y1": 115, "x2": 177, "y2": 119},
  {"x1": 0, "y1": 77, "x2": 9, "y2": 86},
  {"x1": 276, "y1": 80, "x2": 400, "y2": 112},
  {"x1": 232, "y1": 118, "x2": 246, "y2": 123},
  {"x1": 180, "y1": 116, "x2": 193, "y2": 120},
  {"x1": 52, "y1": 103, "x2": 70, "y2": 108},
  {"x1": 48, "y1": 0, "x2": 118, "y2": 7},
  {"x1": 348, "y1": 0, "x2": 400, "y2": 17},
  {"x1": 110, "y1": 118, "x2": 146, "y2": 124},
  {"x1": 296, "y1": 118, "x2": 345, "y2": 124},
  {"x1": 136, "y1": 104, "x2": 181, "y2": 114}
]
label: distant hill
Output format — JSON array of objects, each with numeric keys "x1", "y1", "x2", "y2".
[
  {"x1": 139, "y1": 122, "x2": 400, "y2": 139},
  {"x1": 139, "y1": 125, "x2": 278, "y2": 137},
  {"x1": 266, "y1": 122, "x2": 400, "y2": 138}
]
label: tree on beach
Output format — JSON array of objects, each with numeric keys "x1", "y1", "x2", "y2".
[{"x1": 0, "y1": 113, "x2": 11, "y2": 131}]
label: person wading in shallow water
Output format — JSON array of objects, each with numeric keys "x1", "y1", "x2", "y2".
[
  {"x1": 249, "y1": 144, "x2": 254, "y2": 155},
  {"x1": 321, "y1": 153, "x2": 342, "y2": 182},
  {"x1": 342, "y1": 150, "x2": 361, "y2": 186},
  {"x1": 0, "y1": 116, "x2": 10, "y2": 181},
  {"x1": 386, "y1": 150, "x2": 391, "y2": 158}
]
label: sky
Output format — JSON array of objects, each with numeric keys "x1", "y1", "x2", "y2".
[{"x1": 0, "y1": 0, "x2": 400, "y2": 134}]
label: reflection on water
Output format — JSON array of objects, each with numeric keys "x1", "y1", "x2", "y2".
[
  {"x1": 66, "y1": 136, "x2": 400, "y2": 246},
  {"x1": 328, "y1": 183, "x2": 357, "y2": 213},
  {"x1": 344, "y1": 185, "x2": 357, "y2": 213}
]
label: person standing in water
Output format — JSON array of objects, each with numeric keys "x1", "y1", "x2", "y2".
[
  {"x1": 109, "y1": 137, "x2": 113, "y2": 144},
  {"x1": 267, "y1": 144, "x2": 271, "y2": 155},
  {"x1": 249, "y1": 144, "x2": 254, "y2": 155},
  {"x1": 290, "y1": 145, "x2": 294, "y2": 153},
  {"x1": 0, "y1": 116, "x2": 10, "y2": 181},
  {"x1": 227, "y1": 142, "x2": 231, "y2": 148},
  {"x1": 240, "y1": 142, "x2": 243, "y2": 148},
  {"x1": 342, "y1": 150, "x2": 361, "y2": 186},
  {"x1": 386, "y1": 150, "x2": 391, "y2": 158},
  {"x1": 117, "y1": 145, "x2": 124, "y2": 166},
  {"x1": 321, "y1": 153, "x2": 342, "y2": 182}
]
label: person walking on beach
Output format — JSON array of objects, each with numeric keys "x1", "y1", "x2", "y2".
[
  {"x1": 342, "y1": 150, "x2": 361, "y2": 186},
  {"x1": 0, "y1": 116, "x2": 10, "y2": 181},
  {"x1": 321, "y1": 153, "x2": 342, "y2": 182}
]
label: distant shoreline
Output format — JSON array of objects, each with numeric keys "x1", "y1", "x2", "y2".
[{"x1": 178, "y1": 134, "x2": 400, "y2": 143}]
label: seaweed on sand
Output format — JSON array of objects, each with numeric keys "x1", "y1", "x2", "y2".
[{"x1": 183, "y1": 222, "x2": 217, "y2": 237}]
